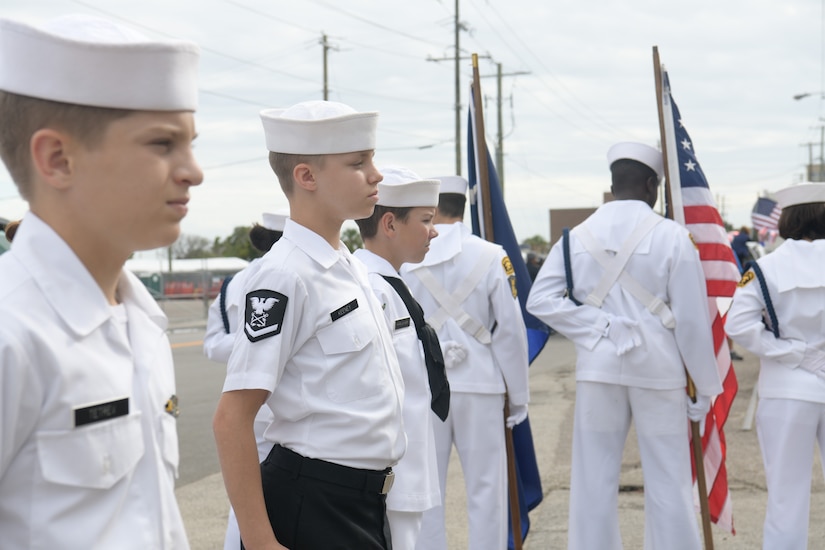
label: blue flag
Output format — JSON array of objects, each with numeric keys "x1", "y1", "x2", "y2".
[{"x1": 467, "y1": 89, "x2": 547, "y2": 548}]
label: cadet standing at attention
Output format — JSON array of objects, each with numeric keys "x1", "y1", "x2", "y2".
[
  {"x1": 353, "y1": 166, "x2": 450, "y2": 550},
  {"x1": 526, "y1": 142, "x2": 722, "y2": 550},
  {"x1": 726, "y1": 183, "x2": 825, "y2": 550},
  {"x1": 203, "y1": 211, "x2": 287, "y2": 550},
  {"x1": 403, "y1": 175, "x2": 530, "y2": 550},
  {"x1": 0, "y1": 14, "x2": 201, "y2": 549},
  {"x1": 213, "y1": 100, "x2": 406, "y2": 550}
]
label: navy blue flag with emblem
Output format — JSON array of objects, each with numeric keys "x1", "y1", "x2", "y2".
[{"x1": 467, "y1": 90, "x2": 547, "y2": 548}]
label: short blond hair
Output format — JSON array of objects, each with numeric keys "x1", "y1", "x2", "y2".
[
  {"x1": 0, "y1": 91, "x2": 132, "y2": 200},
  {"x1": 268, "y1": 151, "x2": 326, "y2": 196}
]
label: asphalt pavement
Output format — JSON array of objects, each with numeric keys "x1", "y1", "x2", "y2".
[{"x1": 163, "y1": 299, "x2": 825, "y2": 549}]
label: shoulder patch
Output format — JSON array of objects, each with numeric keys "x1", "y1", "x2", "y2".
[
  {"x1": 501, "y1": 256, "x2": 515, "y2": 276},
  {"x1": 501, "y1": 256, "x2": 518, "y2": 298},
  {"x1": 738, "y1": 270, "x2": 755, "y2": 288},
  {"x1": 245, "y1": 290, "x2": 288, "y2": 342}
]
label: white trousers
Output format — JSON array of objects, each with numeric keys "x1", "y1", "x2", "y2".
[
  {"x1": 387, "y1": 510, "x2": 424, "y2": 550},
  {"x1": 223, "y1": 507, "x2": 240, "y2": 550},
  {"x1": 757, "y1": 398, "x2": 825, "y2": 550},
  {"x1": 416, "y1": 392, "x2": 507, "y2": 550},
  {"x1": 569, "y1": 381, "x2": 700, "y2": 550}
]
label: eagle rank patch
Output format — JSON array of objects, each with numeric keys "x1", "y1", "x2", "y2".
[{"x1": 245, "y1": 290, "x2": 288, "y2": 342}]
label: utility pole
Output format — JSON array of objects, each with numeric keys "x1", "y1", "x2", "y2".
[
  {"x1": 480, "y1": 62, "x2": 529, "y2": 193},
  {"x1": 428, "y1": 1, "x2": 484, "y2": 176},
  {"x1": 320, "y1": 33, "x2": 339, "y2": 100},
  {"x1": 453, "y1": 0, "x2": 460, "y2": 175}
]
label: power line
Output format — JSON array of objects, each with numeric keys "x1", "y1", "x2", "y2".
[
  {"x1": 466, "y1": 0, "x2": 628, "y2": 140},
  {"x1": 304, "y1": 0, "x2": 447, "y2": 48}
]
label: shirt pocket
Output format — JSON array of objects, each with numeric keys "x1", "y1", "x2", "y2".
[
  {"x1": 317, "y1": 311, "x2": 383, "y2": 403},
  {"x1": 36, "y1": 413, "x2": 144, "y2": 489}
]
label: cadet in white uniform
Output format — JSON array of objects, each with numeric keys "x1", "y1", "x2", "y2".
[
  {"x1": 0, "y1": 15, "x2": 201, "y2": 549},
  {"x1": 726, "y1": 183, "x2": 825, "y2": 550},
  {"x1": 353, "y1": 167, "x2": 448, "y2": 550},
  {"x1": 526, "y1": 143, "x2": 722, "y2": 550},
  {"x1": 203, "y1": 211, "x2": 286, "y2": 550},
  {"x1": 403, "y1": 176, "x2": 530, "y2": 550},
  {"x1": 213, "y1": 101, "x2": 406, "y2": 550}
]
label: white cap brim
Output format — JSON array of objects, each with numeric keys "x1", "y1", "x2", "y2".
[
  {"x1": 434, "y1": 175, "x2": 468, "y2": 195},
  {"x1": 261, "y1": 211, "x2": 288, "y2": 232},
  {"x1": 775, "y1": 183, "x2": 825, "y2": 208},
  {"x1": 260, "y1": 101, "x2": 378, "y2": 154},
  {"x1": 0, "y1": 15, "x2": 199, "y2": 111},
  {"x1": 607, "y1": 142, "x2": 663, "y2": 180}
]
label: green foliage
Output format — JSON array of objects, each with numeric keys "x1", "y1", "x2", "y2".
[
  {"x1": 341, "y1": 227, "x2": 363, "y2": 252},
  {"x1": 521, "y1": 234, "x2": 550, "y2": 254},
  {"x1": 211, "y1": 225, "x2": 263, "y2": 261},
  {"x1": 172, "y1": 234, "x2": 214, "y2": 259},
  {"x1": 177, "y1": 223, "x2": 367, "y2": 261}
]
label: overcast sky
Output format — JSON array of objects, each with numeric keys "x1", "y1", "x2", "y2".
[{"x1": 3, "y1": 0, "x2": 824, "y2": 253}]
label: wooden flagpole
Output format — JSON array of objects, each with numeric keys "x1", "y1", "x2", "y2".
[
  {"x1": 652, "y1": 45, "x2": 715, "y2": 550},
  {"x1": 471, "y1": 52, "x2": 523, "y2": 550}
]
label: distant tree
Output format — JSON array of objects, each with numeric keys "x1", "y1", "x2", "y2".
[
  {"x1": 341, "y1": 227, "x2": 363, "y2": 252},
  {"x1": 212, "y1": 225, "x2": 262, "y2": 261},
  {"x1": 173, "y1": 234, "x2": 214, "y2": 259},
  {"x1": 521, "y1": 234, "x2": 550, "y2": 254}
]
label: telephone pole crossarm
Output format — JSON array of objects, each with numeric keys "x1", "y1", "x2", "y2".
[{"x1": 479, "y1": 64, "x2": 530, "y2": 192}]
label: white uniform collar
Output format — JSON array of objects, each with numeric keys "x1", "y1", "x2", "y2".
[
  {"x1": 282, "y1": 218, "x2": 350, "y2": 269},
  {"x1": 352, "y1": 248, "x2": 397, "y2": 277},
  {"x1": 406, "y1": 222, "x2": 466, "y2": 269},
  {"x1": 587, "y1": 200, "x2": 657, "y2": 253},
  {"x1": 12, "y1": 212, "x2": 166, "y2": 337}
]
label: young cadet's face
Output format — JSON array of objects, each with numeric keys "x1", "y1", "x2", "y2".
[
  {"x1": 72, "y1": 111, "x2": 203, "y2": 252},
  {"x1": 396, "y1": 206, "x2": 438, "y2": 264},
  {"x1": 313, "y1": 150, "x2": 382, "y2": 221}
]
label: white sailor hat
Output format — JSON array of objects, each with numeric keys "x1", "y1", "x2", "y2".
[
  {"x1": 376, "y1": 166, "x2": 440, "y2": 208},
  {"x1": 774, "y1": 182, "x2": 825, "y2": 208},
  {"x1": 606, "y1": 142, "x2": 664, "y2": 181},
  {"x1": 0, "y1": 14, "x2": 199, "y2": 111},
  {"x1": 434, "y1": 175, "x2": 468, "y2": 195},
  {"x1": 261, "y1": 210, "x2": 289, "y2": 232},
  {"x1": 260, "y1": 100, "x2": 378, "y2": 155}
]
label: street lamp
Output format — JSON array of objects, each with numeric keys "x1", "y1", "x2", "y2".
[
  {"x1": 794, "y1": 91, "x2": 825, "y2": 181},
  {"x1": 793, "y1": 91, "x2": 825, "y2": 100}
]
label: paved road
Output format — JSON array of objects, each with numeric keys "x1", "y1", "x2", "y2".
[{"x1": 166, "y1": 299, "x2": 825, "y2": 549}]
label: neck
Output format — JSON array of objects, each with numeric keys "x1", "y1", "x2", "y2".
[
  {"x1": 32, "y1": 206, "x2": 125, "y2": 304},
  {"x1": 363, "y1": 239, "x2": 402, "y2": 272}
]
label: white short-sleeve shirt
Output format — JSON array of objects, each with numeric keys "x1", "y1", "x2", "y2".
[{"x1": 224, "y1": 220, "x2": 406, "y2": 470}]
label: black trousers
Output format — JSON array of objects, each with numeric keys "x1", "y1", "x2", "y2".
[{"x1": 241, "y1": 445, "x2": 393, "y2": 550}]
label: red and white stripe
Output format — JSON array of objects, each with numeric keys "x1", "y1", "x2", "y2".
[{"x1": 663, "y1": 87, "x2": 739, "y2": 534}]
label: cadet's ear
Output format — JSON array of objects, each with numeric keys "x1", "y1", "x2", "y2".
[
  {"x1": 30, "y1": 128, "x2": 73, "y2": 190},
  {"x1": 379, "y1": 211, "x2": 396, "y2": 237},
  {"x1": 293, "y1": 162, "x2": 317, "y2": 191}
]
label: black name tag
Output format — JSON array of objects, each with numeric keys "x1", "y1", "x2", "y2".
[
  {"x1": 395, "y1": 317, "x2": 411, "y2": 330},
  {"x1": 330, "y1": 299, "x2": 359, "y2": 322},
  {"x1": 75, "y1": 397, "x2": 129, "y2": 427}
]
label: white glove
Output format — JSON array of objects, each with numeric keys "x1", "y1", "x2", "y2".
[
  {"x1": 606, "y1": 316, "x2": 641, "y2": 356},
  {"x1": 686, "y1": 394, "x2": 711, "y2": 423},
  {"x1": 506, "y1": 403, "x2": 528, "y2": 429},
  {"x1": 800, "y1": 346, "x2": 825, "y2": 378},
  {"x1": 442, "y1": 340, "x2": 467, "y2": 369}
]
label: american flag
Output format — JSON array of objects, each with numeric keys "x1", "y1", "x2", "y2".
[
  {"x1": 751, "y1": 197, "x2": 781, "y2": 232},
  {"x1": 660, "y1": 68, "x2": 739, "y2": 533}
]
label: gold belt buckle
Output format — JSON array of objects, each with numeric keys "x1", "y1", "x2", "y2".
[{"x1": 381, "y1": 471, "x2": 395, "y2": 494}]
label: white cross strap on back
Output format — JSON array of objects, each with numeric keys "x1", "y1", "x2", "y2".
[
  {"x1": 574, "y1": 213, "x2": 676, "y2": 329},
  {"x1": 411, "y1": 247, "x2": 499, "y2": 344}
]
